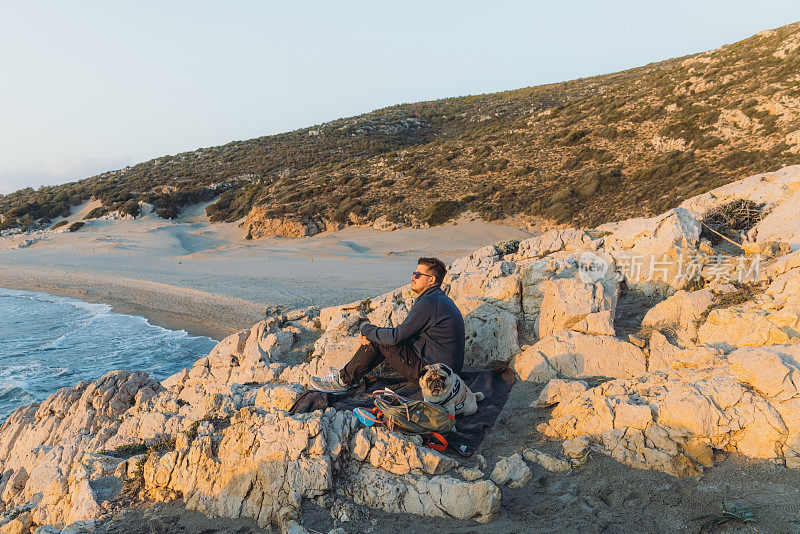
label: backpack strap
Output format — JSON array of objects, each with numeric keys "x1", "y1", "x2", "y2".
[
  {"x1": 423, "y1": 432, "x2": 448, "y2": 451},
  {"x1": 373, "y1": 389, "x2": 411, "y2": 423}
]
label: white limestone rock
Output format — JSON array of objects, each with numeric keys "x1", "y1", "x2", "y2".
[
  {"x1": 515, "y1": 331, "x2": 647, "y2": 380},
  {"x1": 241, "y1": 318, "x2": 291, "y2": 367},
  {"x1": 446, "y1": 252, "x2": 521, "y2": 317},
  {"x1": 254, "y1": 383, "x2": 305, "y2": 413},
  {"x1": 641, "y1": 286, "x2": 733, "y2": 347},
  {"x1": 598, "y1": 208, "x2": 704, "y2": 294},
  {"x1": 600, "y1": 207, "x2": 702, "y2": 257},
  {"x1": 513, "y1": 346, "x2": 559, "y2": 383},
  {"x1": 456, "y1": 466, "x2": 484, "y2": 481},
  {"x1": 517, "y1": 253, "x2": 582, "y2": 331},
  {"x1": 510, "y1": 229, "x2": 601, "y2": 260},
  {"x1": 349, "y1": 426, "x2": 455, "y2": 476},
  {"x1": 371, "y1": 216, "x2": 402, "y2": 232},
  {"x1": 536, "y1": 342, "x2": 800, "y2": 475},
  {"x1": 489, "y1": 453, "x2": 532, "y2": 488},
  {"x1": 343, "y1": 465, "x2": 501, "y2": 523},
  {"x1": 571, "y1": 309, "x2": 616, "y2": 336},
  {"x1": 533, "y1": 379, "x2": 589, "y2": 407},
  {"x1": 522, "y1": 448, "x2": 571, "y2": 472},
  {"x1": 538, "y1": 277, "x2": 618, "y2": 338},
  {"x1": 458, "y1": 298, "x2": 520, "y2": 367},
  {"x1": 562, "y1": 436, "x2": 591, "y2": 462},
  {"x1": 0, "y1": 512, "x2": 32, "y2": 534},
  {"x1": 682, "y1": 165, "x2": 800, "y2": 250}
]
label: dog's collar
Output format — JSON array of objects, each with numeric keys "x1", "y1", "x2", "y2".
[{"x1": 435, "y1": 378, "x2": 461, "y2": 408}]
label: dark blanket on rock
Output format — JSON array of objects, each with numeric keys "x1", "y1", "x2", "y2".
[{"x1": 289, "y1": 367, "x2": 514, "y2": 457}]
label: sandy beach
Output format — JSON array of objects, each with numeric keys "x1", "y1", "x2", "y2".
[{"x1": 0, "y1": 202, "x2": 536, "y2": 339}]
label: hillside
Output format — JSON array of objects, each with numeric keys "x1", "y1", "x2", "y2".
[{"x1": 2, "y1": 21, "x2": 800, "y2": 234}]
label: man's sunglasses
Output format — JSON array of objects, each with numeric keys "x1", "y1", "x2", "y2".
[{"x1": 411, "y1": 271, "x2": 434, "y2": 280}]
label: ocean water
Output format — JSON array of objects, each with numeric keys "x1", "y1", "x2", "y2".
[{"x1": 0, "y1": 287, "x2": 218, "y2": 420}]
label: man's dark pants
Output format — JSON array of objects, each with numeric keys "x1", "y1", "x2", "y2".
[{"x1": 340, "y1": 340, "x2": 424, "y2": 386}]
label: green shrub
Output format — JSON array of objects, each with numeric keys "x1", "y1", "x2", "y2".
[
  {"x1": 0, "y1": 218, "x2": 19, "y2": 231},
  {"x1": 51, "y1": 220, "x2": 68, "y2": 230},
  {"x1": 121, "y1": 199, "x2": 141, "y2": 217},
  {"x1": 83, "y1": 207, "x2": 106, "y2": 220},
  {"x1": 423, "y1": 200, "x2": 463, "y2": 226},
  {"x1": 575, "y1": 177, "x2": 600, "y2": 197},
  {"x1": 549, "y1": 188, "x2": 574, "y2": 204},
  {"x1": 478, "y1": 203, "x2": 504, "y2": 221},
  {"x1": 595, "y1": 125, "x2": 620, "y2": 139},
  {"x1": 512, "y1": 164, "x2": 536, "y2": 177},
  {"x1": 494, "y1": 239, "x2": 519, "y2": 255},
  {"x1": 112, "y1": 443, "x2": 148, "y2": 455},
  {"x1": 696, "y1": 136, "x2": 723, "y2": 150},
  {"x1": 157, "y1": 207, "x2": 179, "y2": 219},
  {"x1": 560, "y1": 128, "x2": 591, "y2": 146},
  {"x1": 486, "y1": 158, "x2": 509, "y2": 172},
  {"x1": 68, "y1": 221, "x2": 84, "y2": 232},
  {"x1": 543, "y1": 202, "x2": 573, "y2": 222},
  {"x1": 149, "y1": 435, "x2": 176, "y2": 452}
]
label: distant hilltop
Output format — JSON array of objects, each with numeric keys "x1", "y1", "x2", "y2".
[{"x1": 2, "y1": 21, "x2": 800, "y2": 237}]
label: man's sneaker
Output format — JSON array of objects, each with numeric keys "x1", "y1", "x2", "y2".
[{"x1": 310, "y1": 367, "x2": 350, "y2": 395}]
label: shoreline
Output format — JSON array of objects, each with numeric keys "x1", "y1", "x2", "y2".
[
  {"x1": 0, "y1": 268, "x2": 266, "y2": 341},
  {"x1": 0, "y1": 214, "x2": 537, "y2": 342},
  {"x1": 1, "y1": 282, "x2": 229, "y2": 341}
]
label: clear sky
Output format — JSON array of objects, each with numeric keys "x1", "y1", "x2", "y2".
[{"x1": 1, "y1": 1, "x2": 798, "y2": 194}]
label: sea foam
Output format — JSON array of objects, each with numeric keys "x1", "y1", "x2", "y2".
[{"x1": 0, "y1": 287, "x2": 217, "y2": 419}]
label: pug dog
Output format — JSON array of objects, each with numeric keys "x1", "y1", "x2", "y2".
[{"x1": 420, "y1": 363, "x2": 484, "y2": 417}]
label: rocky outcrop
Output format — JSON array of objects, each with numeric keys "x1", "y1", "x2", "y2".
[
  {"x1": 371, "y1": 216, "x2": 403, "y2": 232},
  {"x1": 0, "y1": 363, "x2": 501, "y2": 531},
  {"x1": 507, "y1": 229, "x2": 602, "y2": 260},
  {"x1": 0, "y1": 298, "x2": 502, "y2": 532},
  {"x1": 489, "y1": 453, "x2": 531, "y2": 488},
  {"x1": 244, "y1": 206, "x2": 339, "y2": 238},
  {"x1": 595, "y1": 208, "x2": 705, "y2": 295},
  {"x1": 0, "y1": 371, "x2": 161, "y2": 527},
  {"x1": 681, "y1": 165, "x2": 800, "y2": 250},
  {"x1": 537, "y1": 277, "x2": 618, "y2": 338},
  {"x1": 640, "y1": 286, "x2": 732, "y2": 347},
  {"x1": 513, "y1": 331, "x2": 647, "y2": 382},
  {"x1": 600, "y1": 207, "x2": 703, "y2": 257},
  {"x1": 341, "y1": 465, "x2": 499, "y2": 523},
  {"x1": 536, "y1": 342, "x2": 800, "y2": 476},
  {"x1": 457, "y1": 298, "x2": 520, "y2": 368}
]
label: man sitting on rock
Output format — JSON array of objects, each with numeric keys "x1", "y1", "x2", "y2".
[{"x1": 310, "y1": 257, "x2": 465, "y2": 394}]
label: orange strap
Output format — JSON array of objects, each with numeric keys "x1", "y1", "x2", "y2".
[
  {"x1": 423, "y1": 432, "x2": 448, "y2": 451},
  {"x1": 360, "y1": 407, "x2": 448, "y2": 451}
]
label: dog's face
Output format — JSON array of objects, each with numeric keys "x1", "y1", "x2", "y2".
[{"x1": 421, "y1": 363, "x2": 454, "y2": 398}]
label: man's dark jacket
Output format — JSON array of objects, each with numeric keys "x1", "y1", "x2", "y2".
[{"x1": 360, "y1": 285, "x2": 465, "y2": 372}]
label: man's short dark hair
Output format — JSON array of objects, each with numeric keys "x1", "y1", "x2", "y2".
[{"x1": 418, "y1": 257, "x2": 447, "y2": 285}]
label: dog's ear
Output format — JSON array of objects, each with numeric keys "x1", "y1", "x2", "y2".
[{"x1": 440, "y1": 364, "x2": 452, "y2": 376}]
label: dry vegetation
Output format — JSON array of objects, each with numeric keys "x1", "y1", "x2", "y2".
[{"x1": 3, "y1": 22, "x2": 800, "y2": 233}]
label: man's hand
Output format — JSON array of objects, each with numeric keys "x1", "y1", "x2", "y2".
[{"x1": 360, "y1": 335, "x2": 371, "y2": 346}]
